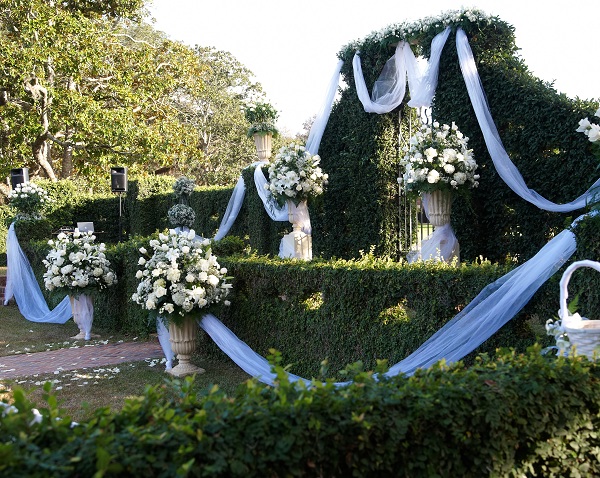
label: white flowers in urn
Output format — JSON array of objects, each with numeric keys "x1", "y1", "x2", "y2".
[
  {"x1": 264, "y1": 142, "x2": 328, "y2": 206},
  {"x1": 131, "y1": 229, "x2": 232, "y2": 326},
  {"x1": 398, "y1": 121, "x2": 479, "y2": 197},
  {"x1": 42, "y1": 231, "x2": 117, "y2": 294},
  {"x1": 8, "y1": 182, "x2": 53, "y2": 220}
]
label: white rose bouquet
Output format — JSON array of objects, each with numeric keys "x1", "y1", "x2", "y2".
[
  {"x1": 264, "y1": 142, "x2": 328, "y2": 206},
  {"x1": 43, "y1": 231, "x2": 117, "y2": 295},
  {"x1": 131, "y1": 229, "x2": 232, "y2": 325},
  {"x1": 398, "y1": 121, "x2": 479, "y2": 196},
  {"x1": 8, "y1": 182, "x2": 52, "y2": 219}
]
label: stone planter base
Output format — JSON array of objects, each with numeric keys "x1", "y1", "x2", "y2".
[{"x1": 168, "y1": 317, "x2": 205, "y2": 377}]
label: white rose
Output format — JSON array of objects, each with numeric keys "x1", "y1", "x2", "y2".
[
  {"x1": 163, "y1": 303, "x2": 175, "y2": 314},
  {"x1": 138, "y1": 257, "x2": 147, "y2": 266},
  {"x1": 427, "y1": 170, "x2": 440, "y2": 184},
  {"x1": 135, "y1": 270, "x2": 143, "y2": 279}
]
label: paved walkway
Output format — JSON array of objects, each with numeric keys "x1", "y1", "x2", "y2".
[{"x1": 0, "y1": 340, "x2": 165, "y2": 380}]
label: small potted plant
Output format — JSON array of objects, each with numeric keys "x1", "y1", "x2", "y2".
[
  {"x1": 398, "y1": 121, "x2": 479, "y2": 226},
  {"x1": 244, "y1": 101, "x2": 279, "y2": 160},
  {"x1": 168, "y1": 176, "x2": 196, "y2": 231},
  {"x1": 397, "y1": 120, "x2": 479, "y2": 263}
]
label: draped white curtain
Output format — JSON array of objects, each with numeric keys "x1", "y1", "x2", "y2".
[
  {"x1": 70, "y1": 294, "x2": 94, "y2": 340},
  {"x1": 3, "y1": 223, "x2": 72, "y2": 323},
  {"x1": 353, "y1": 27, "x2": 451, "y2": 113},
  {"x1": 455, "y1": 27, "x2": 600, "y2": 212}
]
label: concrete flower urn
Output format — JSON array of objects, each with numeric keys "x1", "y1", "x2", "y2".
[
  {"x1": 168, "y1": 316, "x2": 205, "y2": 377},
  {"x1": 422, "y1": 189, "x2": 452, "y2": 227},
  {"x1": 253, "y1": 132, "x2": 273, "y2": 161}
]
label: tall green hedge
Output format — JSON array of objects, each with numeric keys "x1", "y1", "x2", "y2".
[{"x1": 319, "y1": 9, "x2": 599, "y2": 262}]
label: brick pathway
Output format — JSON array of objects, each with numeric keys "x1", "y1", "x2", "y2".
[{"x1": 0, "y1": 340, "x2": 165, "y2": 380}]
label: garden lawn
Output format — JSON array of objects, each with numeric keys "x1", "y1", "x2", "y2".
[{"x1": 0, "y1": 303, "x2": 251, "y2": 421}]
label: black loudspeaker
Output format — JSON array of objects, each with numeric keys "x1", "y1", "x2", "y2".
[
  {"x1": 110, "y1": 167, "x2": 128, "y2": 193},
  {"x1": 10, "y1": 168, "x2": 29, "y2": 189}
]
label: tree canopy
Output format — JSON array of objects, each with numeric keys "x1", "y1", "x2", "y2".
[{"x1": 0, "y1": 0, "x2": 268, "y2": 195}]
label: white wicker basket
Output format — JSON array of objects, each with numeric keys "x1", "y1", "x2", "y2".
[{"x1": 559, "y1": 260, "x2": 600, "y2": 358}]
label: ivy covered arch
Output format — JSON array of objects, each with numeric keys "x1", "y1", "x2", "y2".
[{"x1": 316, "y1": 8, "x2": 598, "y2": 263}]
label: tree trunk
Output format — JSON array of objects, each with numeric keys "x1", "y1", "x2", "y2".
[
  {"x1": 24, "y1": 74, "x2": 57, "y2": 181},
  {"x1": 61, "y1": 125, "x2": 74, "y2": 178},
  {"x1": 33, "y1": 134, "x2": 56, "y2": 181}
]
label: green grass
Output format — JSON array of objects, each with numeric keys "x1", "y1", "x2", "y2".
[{"x1": 0, "y1": 303, "x2": 252, "y2": 421}]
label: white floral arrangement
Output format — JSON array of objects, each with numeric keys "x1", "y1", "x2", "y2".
[
  {"x1": 131, "y1": 229, "x2": 232, "y2": 325},
  {"x1": 340, "y1": 8, "x2": 494, "y2": 58},
  {"x1": 264, "y1": 143, "x2": 328, "y2": 206},
  {"x1": 43, "y1": 231, "x2": 117, "y2": 294},
  {"x1": 545, "y1": 317, "x2": 571, "y2": 356},
  {"x1": 576, "y1": 108, "x2": 600, "y2": 156},
  {"x1": 8, "y1": 182, "x2": 52, "y2": 218},
  {"x1": 168, "y1": 203, "x2": 196, "y2": 229},
  {"x1": 398, "y1": 121, "x2": 479, "y2": 196}
]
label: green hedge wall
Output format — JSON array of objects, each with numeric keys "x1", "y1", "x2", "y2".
[
  {"x1": 22, "y1": 231, "x2": 562, "y2": 376},
  {"x1": 321, "y1": 11, "x2": 599, "y2": 262},
  {"x1": 0, "y1": 177, "x2": 240, "y2": 264},
  {"x1": 209, "y1": 254, "x2": 562, "y2": 378},
  {"x1": 2, "y1": 349, "x2": 600, "y2": 477}
]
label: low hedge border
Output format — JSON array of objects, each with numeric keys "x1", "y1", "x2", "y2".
[
  {"x1": 22, "y1": 234, "x2": 558, "y2": 378},
  {"x1": 1, "y1": 348, "x2": 599, "y2": 477}
]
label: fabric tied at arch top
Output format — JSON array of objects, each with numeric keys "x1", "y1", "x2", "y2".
[{"x1": 353, "y1": 27, "x2": 451, "y2": 113}]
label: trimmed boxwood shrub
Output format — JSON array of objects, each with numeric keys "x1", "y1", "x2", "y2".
[{"x1": 1, "y1": 348, "x2": 600, "y2": 477}]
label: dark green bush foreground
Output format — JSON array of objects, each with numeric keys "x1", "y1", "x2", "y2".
[{"x1": 1, "y1": 348, "x2": 599, "y2": 477}]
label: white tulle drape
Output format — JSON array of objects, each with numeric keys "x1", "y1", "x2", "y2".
[
  {"x1": 3, "y1": 223, "x2": 71, "y2": 323},
  {"x1": 213, "y1": 175, "x2": 247, "y2": 241},
  {"x1": 306, "y1": 60, "x2": 344, "y2": 155},
  {"x1": 353, "y1": 27, "x2": 451, "y2": 113},
  {"x1": 455, "y1": 28, "x2": 600, "y2": 211},
  {"x1": 156, "y1": 317, "x2": 175, "y2": 370},
  {"x1": 70, "y1": 294, "x2": 94, "y2": 340}
]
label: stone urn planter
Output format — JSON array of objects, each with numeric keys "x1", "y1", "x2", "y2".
[
  {"x1": 168, "y1": 316, "x2": 205, "y2": 377},
  {"x1": 422, "y1": 189, "x2": 452, "y2": 227},
  {"x1": 253, "y1": 132, "x2": 273, "y2": 161}
]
